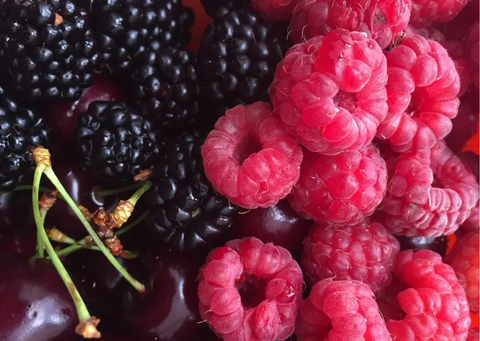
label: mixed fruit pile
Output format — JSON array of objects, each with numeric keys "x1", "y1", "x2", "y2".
[{"x1": 0, "y1": 0, "x2": 478, "y2": 340}]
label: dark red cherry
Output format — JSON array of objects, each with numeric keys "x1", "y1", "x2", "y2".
[
  {"x1": 0, "y1": 191, "x2": 34, "y2": 234},
  {"x1": 0, "y1": 254, "x2": 76, "y2": 341},
  {"x1": 233, "y1": 199, "x2": 313, "y2": 252},
  {"x1": 45, "y1": 75, "x2": 123, "y2": 145},
  {"x1": 120, "y1": 248, "x2": 208, "y2": 340},
  {"x1": 395, "y1": 235, "x2": 448, "y2": 258},
  {"x1": 0, "y1": 230, "x2": 36, "y2": 257}
]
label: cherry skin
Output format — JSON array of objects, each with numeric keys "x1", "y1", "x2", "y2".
[
  {"x1": 0, "y1": 191, "x2": 34, "y2": 234},
  {"x1": 119, "y1": 248, "x2": 209, "y2": 340},
  {"x1": 0, "y1": 230, "x2": 36, "y2": 257},
  {"x1": 0, "y1": 254, "x2": 77, "y2": 341},
  {"x1": 233, "y1": 199, "x2": 313, "y2": 252},
  {"x1": 395, "y1": 235, "x2": 448, "y2": 258}
]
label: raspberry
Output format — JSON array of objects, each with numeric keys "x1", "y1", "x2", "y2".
[
  {"x1": 468, "y1": 22, "x2": 479, "y2": 89},
  {"x1": 410, "y1": 0, "x2": 468, "y2": 26},
  {"x1": 202, "y1": 102, "x2": 303, "y2": 209},
  {"x1": 387, "y1": 250, "x2": 471, "y2": 340},
  {"x1": 269, "y1": 30, "x2": 388, "y2": 154},
  {"x1": 380, "y1": 139, "x2": 479, "y2": 237},
  {"x1": 468, "y1": 328, "x2": 479, "y2": 341},
  {"x1": 377, "y1": 34, "x2": 461, "y2": 153},
  {"x1": 288, "y1": 144, "x2": 387, "y2": 225},
  {"x1": 445, "y1": 101, "x2": 479, "y2": 151},
  {"x1": 462, "y1": 204, "x2": 479, "y2": 233},
  {"x1": 295, "y1": 278, "x2": 391, "y2": 341},
  {"x1": 302, "y1": 221, "x2": 400, "y2": 294},
  {"x1": 197, "y1": 237, "x2": 303, "y2": 341},
  {"x1": 446, "y1": 232, "x2": 479, "y2": 313},
  {"x1": 251, "y1": 0, "x2": 298, "y2": 21},
  {"x1": 289, "y1": 0, "x2": 412, "y2": 49}
]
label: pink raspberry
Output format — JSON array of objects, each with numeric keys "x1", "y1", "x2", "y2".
[
  {"x1": 288, "y1": 144, "x2": 387, "y2": 225},
  {"x1": 462, "y1": 204, "x2": 479, "y2": 233},
  {"x1": 410, "y1": 0, "x2": 468, "y2": 26},
  {"x1": 446, "y1": 232, "x2": 479, "y2": 313},
  {"x1": 295, "y1": 278, "x2": 391, "y2": 341},
  {"x1": 289, "y1": 0, "x2": 412, "y2": 49},
  {"x1": 468, "y1": 328, "x2": 479, "y2": 341},
  {"x1": 269, "y1": 30, "x2": 388, "y2": 154},
  {"x1": 202, "y1": 102, "x2": 303, "y2": 209},
  {"x1": 197, "y1": 237, "x2": 303, "y2": 341},
  {"x1": 380, "y1": 139, "x2": 479, "y2": 237},
  {"x1": 251, "y1": 0, "x2": 298, "y2": 21},
  {"x1": 377, "y1": 34, "x2": 461, "y2": 153},
  {"x1": 468, "y1": 21, "x2": 479, "y2": 89},
  {"x1": 302, "y1": 221, "x2": 400, "y2": 294},
  {"x1": 387, "y1": 249, "x2": 471, "y2": 340}
]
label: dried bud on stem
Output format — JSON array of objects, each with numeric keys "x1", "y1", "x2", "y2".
[
  {"x1": 105, "y1": 201, "x2": 134, "y2": 229},
  {"x1": 75, "y1": 317, "x2": 101, "y2": 339},
  {"x1": 78, "y1": 205, "x2": 93, "y2": 222},
  {"x1": 47, "y1": 227, "x2": 74, "y2": 243},
  {"x1": 39, "y1": 190, "x2": 58, "y2": 211},
  {"x1": 134, "y1": 169, "x2": 152, "y2": 182},
  {"x1": 32, "y1": 146, "x2": 51, "y2": 167},
  {"x1": 97, "y1": 225, "x2": 124, "y2": 256}
]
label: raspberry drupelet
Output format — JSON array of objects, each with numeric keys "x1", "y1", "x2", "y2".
[
  {"x1": 295, "y1": 278, "x2": 391, "y2": 341},
  {"x1": 377, "y1": 34, "x2": 461, "y2": 153},
  {"x1": 380, "y1": 139, "x2": 479, "y2": 238},
  {"x1": 387, "y1": 250, "x2": 471, "y2": 340},
  {"x1": 288, "y1": 144, "x2": 387, "y2": 226},
  {"x1": 269, "y1": 30, "x2": 388, "y2": 154},
  {"x1": 251, "y1": 0, "x2": 298, "y2": 21},
  {"x1": 289, "y1": 0, "x2": 412, "y2": 49},
  {"x1": 410, "y1": 0, "x2": 468, "y2": 26},
  {"x1": 302, "y1": 221, "x2": 400, "y2": 294},
  {"x1": 202, "y1": 102, "x2": 303, "y2": 209},
  {"x1": 197, "y1": 237, "x2": 303, "y2": 341},
  {"x1": 468, "y1": 21, "x2": 479, "y2": 89}
]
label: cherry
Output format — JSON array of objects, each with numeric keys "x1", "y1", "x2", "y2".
[
  {"x1": 233, "y1": 199, "x2": 313, "y2": 252},
  {"x1": 45, "y1": 75, "x2": 123, "y2": 145},
  {"x1": 0, "y1": 254, "x2": 76, "y2": 341},
  {"x1": 0, "y1": 191, "x2": 34, "y2": 234},
  {"x1": 395, "y1": 235, "x2": 448, "y2": 258},
  {"x1": 119, "y1": 248, "x2": 208, "y2": 340},
  {"x1": 0, "y1": 230, "x2": 36, "y2": 257}
]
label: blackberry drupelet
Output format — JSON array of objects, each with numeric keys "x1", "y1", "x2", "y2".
[
  {"x1": 86, "y1": 0, "x2": 194, "y2": 74},
  {"x1": 144, "y1": 133, "x2": 238, "y2": 252},
  {"x1": 131, "y1": 47, "x2": 201, "y2": 130},
  {"x1": 0, "y1": 0, "x2": 98, "y2": 101},
  {"x1": 0, "y1": 85, "x2": 50, "y2": 191},
  {"x1": 200, "y1": 0, "x2": 250, "y2": 19},
  {"x1": 74, "y1": 101, "x2": 164, "y2": 185},
  {"x1": 198, "y1": 9, "x2": 290, "y2": 125}
]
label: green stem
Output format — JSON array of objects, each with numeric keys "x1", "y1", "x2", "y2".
[
  {"x1": 116, "y1": 211, "x2": 149, "y2": 236},
  {"x1": 43, "y1": 167, "x2": 145, "y2": 293},
  {"x1": 127, "y1": 181, "x2": 152, "y2": 205},
  {"x1": 32, "y1": 165, "x2": 91, "y2": 322},
  {"x1": 32, "y1": 164, "x2": 46, "y2": 258},
  {"x1": 96, "y1": 183, "x2": 144, "y2": 198}
]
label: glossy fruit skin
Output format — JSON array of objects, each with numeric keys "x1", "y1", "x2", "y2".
[
  {"x1": 233, "y1": 199, "x2": 312, "y2": 252},
  {"x1": 0, "y1": 191, "x2": 34, "y2": 234},
  {"x1": 119, "y1": 248, "x2": 208, "y2": 340},
  {"x1": 0, "y1": 231, "x2": 36, "y2": 257},
  {"x1": 395, "y1": 235, "x2": 448, "y2": 258},
  {"x1": 0, "y1": 255, "x2": 76, "y2": 341}
]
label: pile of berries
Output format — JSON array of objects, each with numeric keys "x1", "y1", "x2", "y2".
[{"x1": 0, "y1": 0, "x2": 478, "y2": 340}]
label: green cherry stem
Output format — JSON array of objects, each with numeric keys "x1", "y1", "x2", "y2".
[
  {"x1": 42, "y1": 166, "x2": 145, "y2": 293},
  {"x1": 96, "y1": 182, "x2": 144, "y2": 198},
  {"x1": 32, "y1": 163, "x2": 47, "y2": 258}
]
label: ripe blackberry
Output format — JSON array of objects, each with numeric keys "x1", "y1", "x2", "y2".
[
  {"x1": 130, "y1": 47, "x2": 201, "y2": 130},
  {"x1": 144, "y1": 133, "x2": 238, "y2": 251},
  {"x1": 200, "y1": 0, "x2": 250, "y2": 19},
  {"x1": 198, "y1": 9, "x2": 291, "y2": 125},
  {"x1": 85, "y1": 0, "x2": 194, "y2": 74},
  {"x1": 0, "y1": 86, "x2": 50, "y2": 191},
  {"x1": 74, "y1": 101, "x2": 163, "y2": 185},
  {"x1": 0, "y1": 0, "x2": 98, "y2": 101}
]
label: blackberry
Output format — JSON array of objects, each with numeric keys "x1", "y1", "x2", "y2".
[
  {"x1": 198, "y1": 9, "x2": 290, "y2": 125},
  {"x1": 85, "y1": 0, "x2": 194, "y2": 74},
  {"x1": 143, "y1": 133, "x2": 238, "y2": 251},
  {"x1": 200, "y1": 0, "x2": 250, "y2": 19},
  {"x1": 74, "y1": 101, "x2": 164, "y2": 185},
  {"x1": 131, "y1": 47, "x2": 201, "y2": 130},
  {"x1": 0, "y1": 0, "x2": 98, "y2": 101},
  {"x1": 0, "y1": 85, "x2": 50, "y2": 192}
]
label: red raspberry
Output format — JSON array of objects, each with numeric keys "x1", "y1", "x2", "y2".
[
  {"x1": 251, "y1": 0, "x2": 298, "y2": 21},
  {"x1": 302, "y1": 221, "x2": 400, "y2": 294},
  {"x1": 289, "y1": 0, "x2": 412, "y2": 49},
  {"x1": 376, "y1": 34, "x2": 461, "y2": 153},
  {"x1": 468, "y1": 328, "x2": 479, "y2": 341},
  {"x1": 288, "y1": 144, "x2": 387, "y2": 225},
  {"x1": 410, "y1": 0, "x2": 468, "y2": 26},
  {"x1": 295, "y1": 278, "x2": 391, "y2": 341},
  {"x1": 387, "y1": 250, "x2": 471, "y2": 340},
  {"x1": 445, "y1": 101, "x2": 479, "y2": 151},
  {"x1": 269, "y1": 30, "x2": 388, "y2": 154},
  {"x1": 197, "y1": 237, "x2": 303, "y2": 341},
  {"x1": 462, "y1": 204, "x2": 479, "y2": 233},
  {"x1": 381, "y1": 139, "x2": 479, "y2": 237},
  {"x1": 202, "y1": 102, "x2": 303, "y2": 209},
  {"x1": 446, "y1": 232, "x2": 479, "y2": 313},
  {"x1": 468, "y1": 21, "x2": 479, "y2": 89}
]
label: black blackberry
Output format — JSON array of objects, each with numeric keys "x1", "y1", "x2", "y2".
[
  {"x1": 0, "y1": 85, "x2": 50, "y2": 191},
  {"x1": 143, "y1": 133, "x2": 238, "y2": 251},
  {"x1": 201, "y1": 0, "x2": 250, "y2": 19},
  {"x1": 198, "y1": 9, "x2": 291, "y2": 125},
  {"x1": 0, "y1": 0, "x2": 98, "y2": 101},
  {"x1": 131, "y1": 47, "x2": 201, "y2": 130},
  {"x1": 84, "y1": 0, "x2": 194, "y2": 74},
  {"x1": 74, "y1": 101, "x2": 164, "y2": 185}
]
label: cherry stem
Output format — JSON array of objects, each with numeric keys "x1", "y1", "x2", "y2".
[
  {"x1": 32, "y1": 165, "x2": 95, "y2": 327},
  {"x1": 32, "y1": 164, "x2": 47, "y2": 258},
  {"x1": 128, "y1": 181, "x2": 152, "y2": 205},
  {"x1": 42, "y1": 167, "x2": 145, "y2": 293},
  {"x1": 96, "y1": 182, "x2": 144, "y2": 198},
  {"x1": 12, "y1": 184, "x2": 65, "y2": 200},
  {"x1": 116, "y1": 210, "x2": 149, "y2": 236}
]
